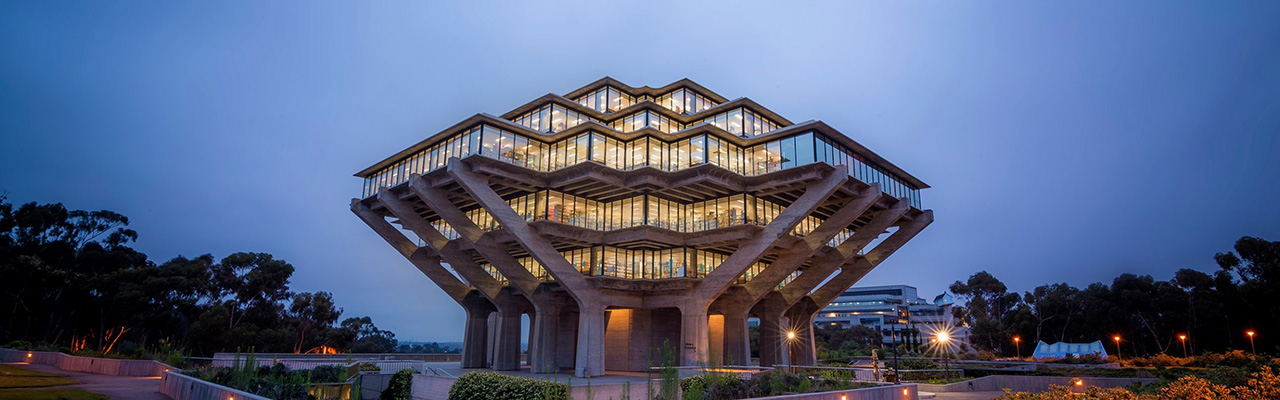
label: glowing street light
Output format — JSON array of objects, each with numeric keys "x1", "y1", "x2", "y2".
[
  {"x1": 1246, "y1": 331, "x2": 1256, "y2": 355},
  {"x1": 1112, "y1": 336, "x2": 1122, "y2": 361},
  {"x1": 787, "y1": 331, "x2": 797, "y2": 341},
  {"x1": 1178, "y1": 334, "x2": 1188, "y2": 358},
  {"x1": 1013, "y1": 336, "x2": 1021, "y2": 359},
  {"x1": 936, "y1": 331, "x2": 952, "y2": 381}
]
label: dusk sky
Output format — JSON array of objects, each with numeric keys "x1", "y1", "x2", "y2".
[{"x1": 2, "y1": 2, "x2": 1278, "y2": 342}]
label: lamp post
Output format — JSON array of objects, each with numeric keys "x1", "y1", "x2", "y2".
[
  {"x1": 1113, "y1": 336, "x2": 1122, "y2": 362},
  {"x1": 1013, "y1": 336, "x2": 1021, "y2": 359},
  {"x1": 1178, "y1": 335, "x2": 1187, "y2": 358},
  {"x1": 937, "y1": 332, "x2": 951, "y2": 382},
  {"x1": 785, "y1": 330, "x2": 797, "y2": 373},
  {"x1": 1246, "y1": 331, "x2": 1256, "y2": 355}
]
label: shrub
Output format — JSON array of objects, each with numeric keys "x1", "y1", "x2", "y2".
[
  {"x1": 5, "y1": 340, "x2": 33, "y2": 350},
  {"x1": 680, "y1": 373, "x2": 751, "y2": 400},
  {"x1": 448, "y1": 371, "x2": 568, "y2": 400},
  {"x1": 380, "y1": 369, "x2": 413, "y2": 400},
  {"x1": 896, "y1": 358, "x2": 940, "y2": 370}
]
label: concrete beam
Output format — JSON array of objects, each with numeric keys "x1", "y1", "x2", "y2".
[
  {"x1": 376, "y1": 189, "x2": 506, "y2": 299},
  {"x1": 350, "y1": 200, "x2": 471, "y2": 303},
  {"x1": 410, "y1": 177, "x2": 543, "y2": 296},
  {"x1": 448, "y1": 159, "x2": 602, "y2": 306},
  {"x1": 693, "y1": 167, "x2": 848, "y2": 300},
  {"x1": 742, "y1": 185, "x2": 881, "y2": 299}
]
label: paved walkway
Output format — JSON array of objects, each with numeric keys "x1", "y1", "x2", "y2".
[
  {"x1": 930, "y1": 391, "x2": 1008, "y2": 400},
  {"x1": 2, "y1": 362, "x2": 168, "y2": 400}
]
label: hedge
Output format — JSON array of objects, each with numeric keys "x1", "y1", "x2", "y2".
[{"x1": 447, "y1": 371, "x2": 568, "y2": 400}]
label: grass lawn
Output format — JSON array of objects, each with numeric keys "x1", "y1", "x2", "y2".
[
  {"x1": 0, "y1": 389, "x2": 107, "y2": 400},
  {"x1": 0, "y1": 364, "x2": 78, "y2": 388},
  {"x1": 0, "y1": 364, "x2": 67, "y2": 378}
]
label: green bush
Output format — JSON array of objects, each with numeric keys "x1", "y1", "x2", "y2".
[
  {"x1": 448, "y1": 371, "x2": 568, "y2": 400},
  {"x1": 380, "y1": 369, "x2": 413, "y2": 400},
  {"x1": 5, "y1": 340, "x2": 33, "y2": 350},
  {"x1": 680, "y1": 373, "x2": 751, "y2": 400}
]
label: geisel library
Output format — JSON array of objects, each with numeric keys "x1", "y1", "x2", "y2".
[{"x1": 351, "y1": 78, "x2": 932, "y2": 377}]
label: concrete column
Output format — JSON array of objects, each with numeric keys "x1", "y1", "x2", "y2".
[
  {"x1": 462, "y1": 304, "x2": 492, "y2": 369},
  {"x1": 492, "y1": 311, "x2": 523, "y2": 371},
  {"x1": 786, "y1": 300, "x2": 820, "y2": 365},
  {"x1": 679, "y1": 304, "x2": 711, "y2": 367},
  {"x1": 722, "y1": 311, "x2": 751, "y2": 366},
  {"x1": 530, "y1": 304, "x2": 561, "y2": 373},
  {"x1": 575, "y1": 303, "x2": 607, "y2": 377}
]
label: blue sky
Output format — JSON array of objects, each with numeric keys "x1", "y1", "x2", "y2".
[{"x1": 2, "y1": 1, "x2": 1278, "y2": 341}]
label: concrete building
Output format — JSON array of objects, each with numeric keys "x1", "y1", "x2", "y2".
[
  {"x1": 814, "y1": 285, "x2": 969, "y2": 350},
  {"x1": 351, "y1": 78, "x2": 932, "y2": 377}
]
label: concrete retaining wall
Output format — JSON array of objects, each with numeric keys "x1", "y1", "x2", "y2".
[
  {"x1": 159, "y1": 371, "x2": 271, "y2": 400},
  {"x1": 0, "y1": 348, "x2": 174, "y2": 377},
  {"x1": 751, "y1": 384, "x2": 918, "y2": 400},
  {"x1": 410, "y1": 374, "x2": 457, "y2": 400},
  {"x1": 213, "y1": 352, "x2": 461, "y2": 363},
  {"x1": 916, "y1": 375, "x2": 1158, "y2": 393}
]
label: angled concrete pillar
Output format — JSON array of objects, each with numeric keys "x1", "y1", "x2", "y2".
[
  {"x1": 575, "y1": 303, "x2": 607, "y2": 377},
  {"x1": 461, "y1": 293, "x2": 496, "y2": 369},
  {"x1": 785, "y1": 298, "x2": 821, "y2": 365},
  {"x1": 678, "y1": 304, "x2": 711, "y2": 366},
  {"x1": 752, "y1": 293, "x2": 791, "y2": 367}
]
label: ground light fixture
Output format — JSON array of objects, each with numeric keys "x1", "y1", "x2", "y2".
[{"x1": 27, "y1": 352, "x2": 32, "y2": 358}]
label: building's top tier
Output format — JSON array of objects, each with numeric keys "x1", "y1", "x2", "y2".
[{"x1": 356, "y1": 78, "x2": 928, "y2": 207}]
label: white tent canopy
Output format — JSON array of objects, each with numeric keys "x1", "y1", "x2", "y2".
[{"x1": 1031, "y1": 340, "x2": 1109, "y2": 359}]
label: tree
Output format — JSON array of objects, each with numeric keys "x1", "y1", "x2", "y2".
[
  {"x1": 289, "y1": 292, "x2": 342, "y2": 353},
  {"x1": 340, "y1": 316, "x2": 398, "y2": 353},
  {"x1": 950, "y1": 271, "x2": 1021, "y2": 353}
]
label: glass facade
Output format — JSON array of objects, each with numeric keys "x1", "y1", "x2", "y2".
[
  {"x1": 513, "y1": 104, "x2": 594, "y2": 133},
  {"x1": 575, "y1": 86, "x2": 636, "y2": 113},
  {"x1": 608, "y1": 111, "x2": 685, "y2": 133},
  {"x1": 699, "y1": 107, "x2": 780, "y2": 137},
  {"x1": 362, "y1": 124, "x2": 922, "y2": 208},
  {"x1": 653, "y1": 88, "x2": 717, "y2": 115},
  {"x1": 423, "y1": 190, "x2": 855, "y2": 242},
  {"x1": 473, "y1": 246, "x2": 776, "y2": 281}
]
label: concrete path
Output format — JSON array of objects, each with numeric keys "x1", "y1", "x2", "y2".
[
  {"x1": 930, "y1": 391, "x2": 1008, "y2": 400},
  {"x1": 2, "y1": 362, "x2": 168, "y2": 400}
]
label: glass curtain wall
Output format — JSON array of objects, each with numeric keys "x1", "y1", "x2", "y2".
[
  {"x1": 575, "y1": 86, "x2": 635, "y2": 113},
  {"x1": 362, "y1": 125, "x2": 921, "y2": 208},
  {"x1": 608, "y1": 111, "x2": 684, "y2": 133},
  {"x1": 700, "y1": 107, "x2": 780, "y2": 137},
  {"x1": 513, "y1": 104, "x2": 594, "y2": 133},
  {"x1": 653, "y1": 88, "x2": 717, "y2": 115}
]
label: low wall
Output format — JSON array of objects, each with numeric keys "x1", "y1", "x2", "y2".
[
  {"x1": 212, "y1": 352, "x2": 461, "y2": 363},
  {"x1": 916, "y1": 375, "x2": 1158, "y2": 393},
  {"x1": 0, "y1": 348, "x2": 174, "y2": 377},
  {"x1": 410, "y1": 374, "x2": 457, "y2": 400},
  {"x1": 159, "y1": 371, "x2": 270, "y2": 400},
  {"x1": 751, "y1": 384, "x2": 918, "y2": 400}
]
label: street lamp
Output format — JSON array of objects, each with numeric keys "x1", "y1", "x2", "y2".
[
  {"x1": 1112, "y1": 336, "x2": 1122, "y2": 361},
  {"x1": 1178, "y1": 335, "x2": 1188, "y2": 358},
  {"x1": 1246, "y1": 331, "x2": 1256, "y2": 355},
  {"x1": 784, "y1": 329, "x2": 798, "y2": 373},
  {"x1": 937, "y1": 332, "x2": 951, "y2": 382},
  {"x1": 1013, "y1": 336, "x2": 1021, "y2": 359}
]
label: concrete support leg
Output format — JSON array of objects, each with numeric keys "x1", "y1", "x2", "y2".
[
  {"x1": 492, "y1": 311, "x2": 523, "y2": 371},
  {"x1": 530, "y1": 306, "x2": 561, "y2": 373},
  {"x1": 679, "y1": 305, "x2": 710, "y2": 367},
  {"x1": 757, "y1": 312, "x2": 784, "y2": 367},
  {"x1": 788, "y1": 312, "x2": 817, "y2": 365},
  {"x1": 575, "y1": 304, "x2": 606, "y2": 377},
  {"x1": 722, "y1": 311, "x2": 750, "y2": 366},
  {"x1": 462, "y1": 306, "x2": 491, "y2": 369}
]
